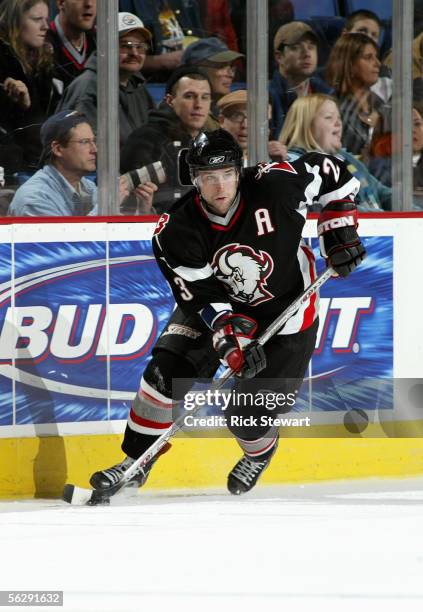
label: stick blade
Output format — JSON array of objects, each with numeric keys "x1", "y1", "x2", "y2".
[
  {"x1": 62, "y1": 483, "x2": 111, "y2": 506},
  {"x1": 63, "y1": 483, "x2": 94, "y2": 506}
]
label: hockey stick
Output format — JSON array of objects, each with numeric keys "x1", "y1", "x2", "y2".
[{"x1": 63, "y1": 266, "x2": 334, "y2": 505}]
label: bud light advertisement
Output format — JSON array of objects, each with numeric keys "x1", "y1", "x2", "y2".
[
  {"x1": 0, "y1": 227, "x2": 392, "y2": 430},
  {"x1": 309, "y1": 236, "x2": 393, "y2": 413}
]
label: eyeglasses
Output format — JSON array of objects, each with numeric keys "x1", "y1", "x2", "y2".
[
  {"x1": 225, "y1": 111, "x2": 247, "y2": 124},
  {"x1": 68, "y1": 138, "x2": 97, "y2": 147},
  {"x1": 201, "y1": 61, "x2": 236, "y2": 74},
  {"x1": 119, "y1": 41, "x2": 149, "y2": 53},
  {"x1": 216, "y1": 64, "x2": 236, "y2": 75}
]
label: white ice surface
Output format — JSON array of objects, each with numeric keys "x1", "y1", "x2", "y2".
[{"x1": 1, "y1": 478, "x2": 423, "y2": 612}]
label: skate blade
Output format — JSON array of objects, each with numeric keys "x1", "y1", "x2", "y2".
[{"x1": 62, "y1": 484, "x2": 110, "y2": 506}]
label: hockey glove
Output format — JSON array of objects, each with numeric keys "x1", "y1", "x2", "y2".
[
  {"x1": 318, "y1": 202, "x2": 366, "y2": 278},
  {"x1": 212, "y1": 313, "x2": 266, "y2": 378}
]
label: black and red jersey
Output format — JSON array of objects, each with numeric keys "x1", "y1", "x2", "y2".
[
  {"x1": 152, "y1": 152, "x2": 360, "y2": 335},
  {"x1": 49, "y1": 17, "x2": 96, "y2": 89}
]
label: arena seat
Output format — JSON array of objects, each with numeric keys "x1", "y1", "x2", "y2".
[
  {"x1": 344, "y1": 0, "x2": 392, "y2": 21},
  {"x1": 291, "y1": 0, "x2": 339, "y2": 19}
]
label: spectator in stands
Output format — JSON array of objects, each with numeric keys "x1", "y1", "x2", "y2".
[
  {"x1": 343, "y1": 9, "x2": 382, "y2": 44},
  {"x1": 229, "y1": 0, "x2": 294, "y2": 60},
  {"x1": 120, "y1": 66, "x2": 212, "y2": 214},
  {"x1": 197, "y1": 0, "x2": 239, "y2": 52},
  {"x1": 48, "y1": 0, "x2": 97, "y2": 89},
  {"x1": 57, "y1": 12, "x2": 155, "y2": 149},
  {"x1": 0, "y1": 0, "x2": 62, "y2": 180},
  {"x1": 342, "y1": 9, "x2": 391, "y2": 104},
  {"x1": 279, "y1": 93, "x2": 390, "y2": 211},
  {"x1": 385, "y1": 31, "x2": 423, "y2": 101},
  {"x1": 9, "y1": 109, "x2": 153, "y2": 216},
  {"x1": 216, "y1": 89, "x2": 287, "y2": 163},
  {"x1": 270, "y1": 21, "x2": 333, "y2": 139},
  {"x1": 412, "y1": 103, "x2": 423, "y2": 196},
  {"x1": 119, "y1": 0, "x2": 202, "y2": 80},
  {"x1": 326, "y1": 33, "x2": 390, "y2": 159},
  {"x1": 9, "y1": 110, "x2": 99, "y2": 215},
  {"x1": 181, "y1": 37, "x2": 244, "y2": 129}
]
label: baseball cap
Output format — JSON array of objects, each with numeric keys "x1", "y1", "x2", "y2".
[
  {"x1": 118, "y1": 12, "x2": 152, "y2": 40},
  {"x1": 217, "y1": 89, "x2": 247, "y2": 114},
  {"x1": 273, "y1": 21, "x2": 318, "y2": 51},
  {"x1": 40, "y1": 110, "x2": 90, "y2": 150},
  {"x1": 182, "y1": 37, "x2": 243, "y2": 65}
]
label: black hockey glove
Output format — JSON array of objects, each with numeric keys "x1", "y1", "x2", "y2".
[
  {"x1": 318, "y1": 202, "x2": 366, "y2": 278},
  {"x1": 212, "y1": 313, "x2": 266, "y2": 378}
]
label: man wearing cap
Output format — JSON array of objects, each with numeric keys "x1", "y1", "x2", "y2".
[
  {"x1": 217, "y1": 89, "x2": 287, "y2": 163},
  {"x1": 57, "y1": 12, "x2": 155, "y2": 149},
  {"x1": 48, "y1": 0, "x2": 97, "y2": 89},
  {"x1": 8, "y1": 110, "x2": 153, "y2": 216},
  {"x1": 120, "y1": 65, "x2": 212, "y2": 214},
  {"x1": 270, "y1": 21, "x2": 332, "y2": 138},
  {"x1": 181, "y1": 36, "x2": 244, "y2": 129}
]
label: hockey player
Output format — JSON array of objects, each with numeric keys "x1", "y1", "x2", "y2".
[{"x1": 91, "y1": 129, "x2": 366, "y2": 495}]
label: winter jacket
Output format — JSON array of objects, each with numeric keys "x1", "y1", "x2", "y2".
[
  {"x1": 57, "y1": 53, "x2": 155, "y2": 148},
  {"x1": 120, "y1": 103, "x2": 195, "y2": 213},
  {"x1": 0, "y1": 39, "x2": 62, "y2": 172},
  {"x1": 269, "y1": 70, "x2": 333, "y2": 139}
]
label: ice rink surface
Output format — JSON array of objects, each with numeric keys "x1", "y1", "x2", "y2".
[{"x1": 1, "y1": 478, "x2": 423, "y2": 612}]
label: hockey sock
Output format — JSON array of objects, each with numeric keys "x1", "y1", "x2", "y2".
[
  {"x1": 121, "y1": 423, "x2": 160, "y2": 459},
  {"x1": 235, "y1": 427, "x2": 278, "y2": 461}
]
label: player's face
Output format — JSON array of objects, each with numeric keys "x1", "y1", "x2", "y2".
[
  {"x1": 412, "y1": 108, "x2": 423, "y2": 153},
  {"x1": 205, "y1": 63, "x2": 236, "y2": 96},
  {"x1": 196, "y1": 167, "x2": 239, "y2": 214},
  {"x1": 167, "y1": 77, "x2": 211, "y2": 136},
  {"x1": 353, "y1": 44, "x2": 380, "y2": 87},
  {"x1": 277, "y1": 37, "x2": 317, "y2": 79},
  {"x1": 220, "y1": 104, "x2": 248, "y2": 151},
  {"x1": 58, "y1": 0, "x2": 96, "y2": 31},
  {"x1": 119, "y1": 31, "x2": 148, "y2": 74},
  {"x1": 55, "y1": 123, "x2": 97, "y2": 174},
  {"x1": 348, "y1": 19, "x2": 380, "y2": 44},
  {"x1": 312, "y1": 100, "x2": 342, "y2": 154},
  {"x1": 20, "y1": 2, "x2": 49, "y2": 49}
]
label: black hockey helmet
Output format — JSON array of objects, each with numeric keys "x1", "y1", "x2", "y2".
[{"x1": 186, "y1": 129, "x2": 243, "y2": 176}]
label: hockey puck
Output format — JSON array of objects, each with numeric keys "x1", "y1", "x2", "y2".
[{"x1": 343, "y1": 409, "x2": 369, "y2": 434}]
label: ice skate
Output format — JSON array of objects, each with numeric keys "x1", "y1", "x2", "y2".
[
  {"x1": 227, "y1": 438, "x2": 278, "y2": 495},
  {"x1": 90, "y1": 443, "x2": 170, "y2": 491}
]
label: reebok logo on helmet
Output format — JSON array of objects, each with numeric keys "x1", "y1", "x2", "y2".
[{"x1": 209, "y1": 156, "x2": 226, "y2": 164}]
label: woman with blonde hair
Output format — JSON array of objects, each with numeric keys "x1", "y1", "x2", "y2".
[
  {"x1": 0, "y1": 0, "x2": 62, "y2": 180},
  {"x1": 280, "y1": 93, "x2": 391, "y2": 210},
  {"x1": 325, "y1": 32, "x2": 390, "y2": 158}
]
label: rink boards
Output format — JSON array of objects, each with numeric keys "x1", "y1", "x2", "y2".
[{"x1": 1, "y1": 214, "x2": 423, "y2": 497}]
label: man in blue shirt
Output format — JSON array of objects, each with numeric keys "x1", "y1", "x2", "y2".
[
  {"x1": 9, "y1": 110, "x2": 156, "y2": 216},
  {"x1": 9, "y1": 110, "x2": 100, "y2": 216}
]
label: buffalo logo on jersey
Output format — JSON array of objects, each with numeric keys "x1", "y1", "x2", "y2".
[
  {"x1": 212, "y1": 243, "x2": 274, "y2": 306},
  {"x1": 154, "y1": 213, "x2": 170, "y2": 236}
]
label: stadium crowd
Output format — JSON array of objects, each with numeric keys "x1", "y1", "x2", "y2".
[{"x1": 0, "y1": 0, "x2": 420, "y2": 215}]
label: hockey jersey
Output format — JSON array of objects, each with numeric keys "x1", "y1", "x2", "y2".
[{"x1": 152, "y1": 152, "x2": 360, "y2": 335}]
